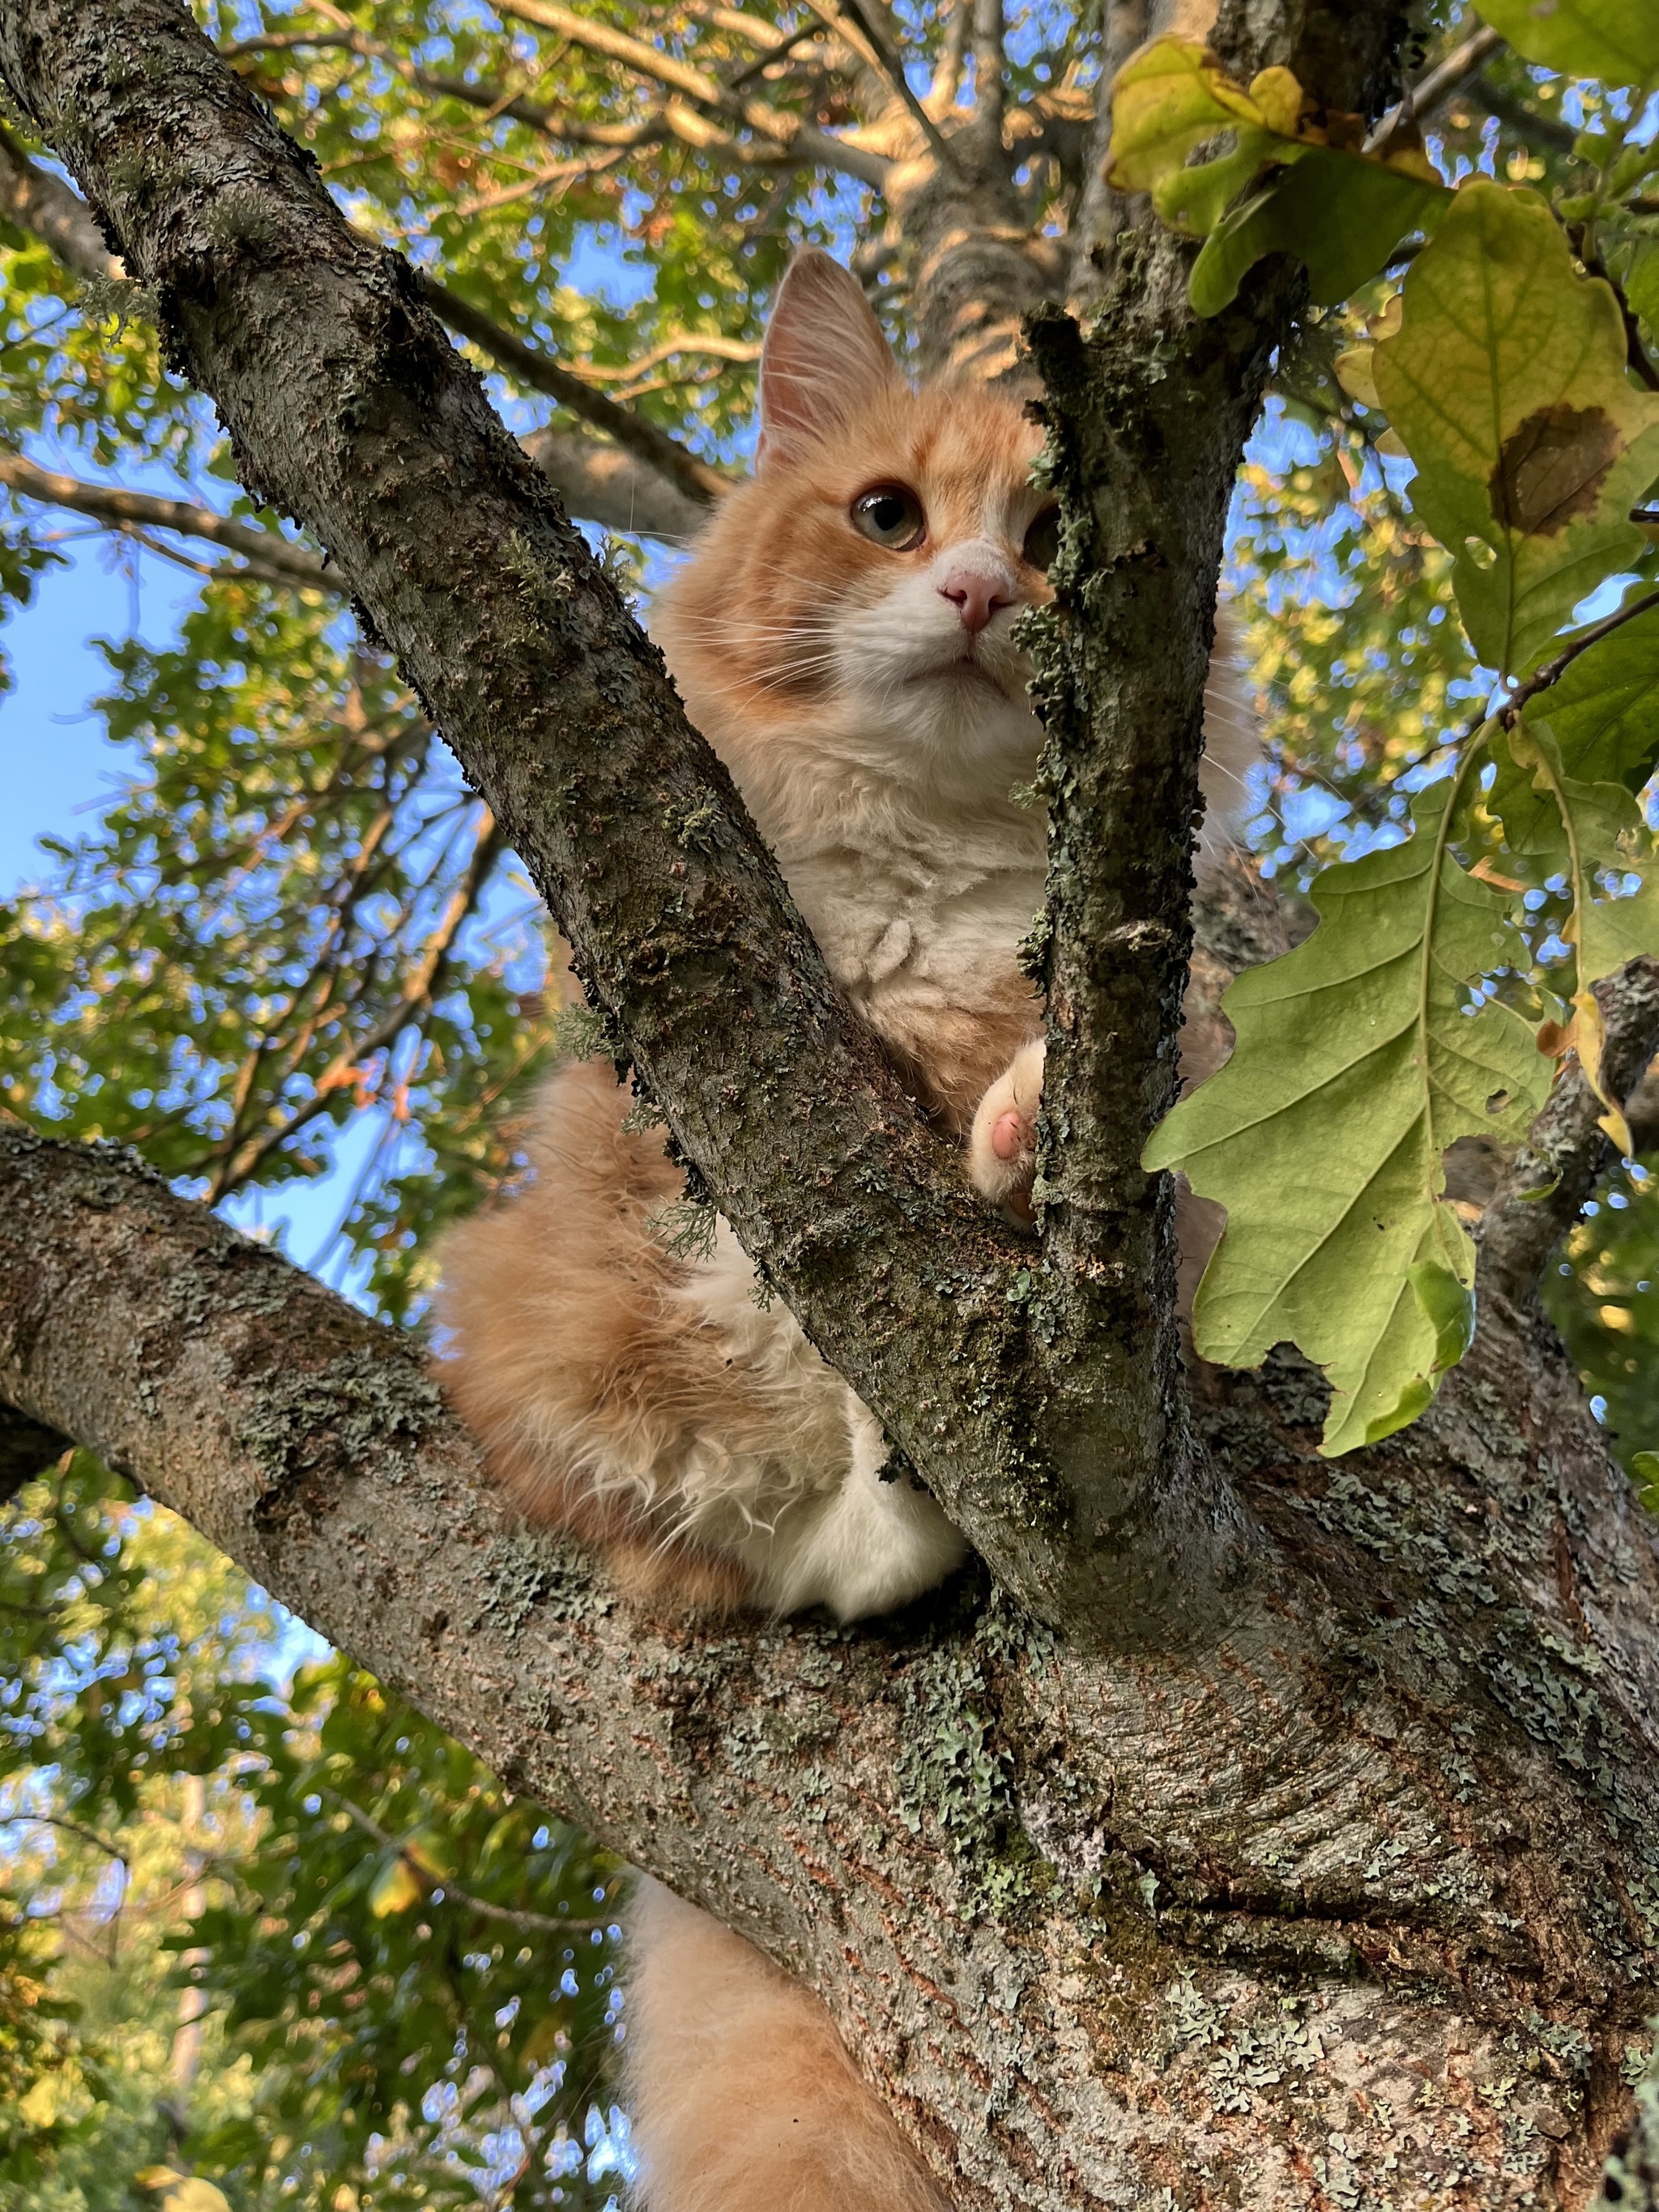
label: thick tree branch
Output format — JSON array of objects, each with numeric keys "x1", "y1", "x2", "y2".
[
  {"x1": 0, "y1": 0, "x2": 1230, "y2": 1643},
  {"x1": 1479, "y1": 957, "x2": 1659, "y2": 1306},
  {"x1": 6, "y1": 1128, "x2": 1659, "y2": 2206},
  {"x1": 520, "y1": 424, "x2": 710, "y2": 539},
  {"x1": 0, "y1": 447, "x2": 328, "y2": 585}
]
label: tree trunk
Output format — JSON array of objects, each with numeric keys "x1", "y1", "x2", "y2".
[
  {"x1": 2, "y1": 2, "x2": 1657, "y2": 2206},
  {"x1": 3, "y1": 1093, "x2": 1657, "y2": 2206}
]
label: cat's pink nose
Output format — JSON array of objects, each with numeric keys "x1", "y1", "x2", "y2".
[{"x1": 939, "y1": 567, "x2": 1013, "y2": 636}]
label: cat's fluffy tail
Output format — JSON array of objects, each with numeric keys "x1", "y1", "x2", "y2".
[{"x1": 624, "y1": 1878, "x2": 949, "y2": 2212}]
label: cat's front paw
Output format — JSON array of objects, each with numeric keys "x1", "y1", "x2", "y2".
[{"x1": 969, "y1": 1038, "x2": 1045, "y2": 1224}]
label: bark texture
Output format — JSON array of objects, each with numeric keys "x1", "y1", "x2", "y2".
[
  {"x1": 6, "y1": 4, "x2": 1659, "y2": 2206},
  {"x1": 0, "y1": 0, "x2": 1329, "y2": 1642},
  {"x1": 3, "y1": 1115, "x2": 1657, "y2": 2210}
]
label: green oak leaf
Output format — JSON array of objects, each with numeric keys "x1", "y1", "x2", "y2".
[
  {"x1": 1475, "y1": 1, "x2": 1659, "y2": 91},
  {"x1": 1190, "y1": 150, "x2": 1449, "y2": 315},
  {"x1": 1144, "y1": 780, "x2": 1548, "y2": 1455},
  {"x1": 1373, "y1": 181, "x2": 1659, "y2": 680}
]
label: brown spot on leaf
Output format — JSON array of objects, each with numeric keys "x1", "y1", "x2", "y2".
[{"x1": 1489, "y1": 403, "x2": 1621, "y2": 537}]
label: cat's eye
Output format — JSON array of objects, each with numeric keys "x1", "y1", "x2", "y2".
[
  {"x1": 850, "y1": 484, "x2": 926, "y2": 552},
  {"x1": 1021, "y1": 505, "x2": 1060, "y2": 573}
]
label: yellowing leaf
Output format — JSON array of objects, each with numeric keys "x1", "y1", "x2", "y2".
[
  {"x1": 1373, "y1": 182, "x2": 1659, "y2": 679},
  {"x1": 1144, "y1": 778, "x2": 1549, "y2": 1454},
  {"x1": 1475, "y1": 0, "x2": 1659, "y2": 91},
  {"x1": 368, "y1": 1855, "x2": 424, "y2": 1917},
  {"x1": 135, "y1": 2176, "x2": 232, "y2": 2212},
  {"x1": 1107, "y1": 38, "x2": 1450, "y2": 315}
]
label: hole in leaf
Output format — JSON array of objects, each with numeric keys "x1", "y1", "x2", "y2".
[
  {"x1": 1463, "y1": 535, "x2": 1498, "y2": 569},
  {"x1": 1486, "y1": 1089, "x2": 1511, "y2": 1114}
]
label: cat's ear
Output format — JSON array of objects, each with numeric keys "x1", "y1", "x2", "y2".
[{"x1": 757, "y1": 252, "x2": 902, "y2": 469}]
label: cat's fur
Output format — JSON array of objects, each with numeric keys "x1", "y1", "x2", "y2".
[
  {"x1": 437, "y1": 252, "x2": 1257, "y2": 2212},
  {"x1": 438, "y1": 249, "x2": 1256, "y2": 1625}
]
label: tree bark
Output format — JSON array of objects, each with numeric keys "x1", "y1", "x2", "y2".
[
  {"x1": 6, "y1": 2, "x2": 1659, "y2": 2205},
  {"x1": 0, "y1": 0, "x2": 1269, "y2": 1642},
  {"x1": 3, "y1": 1117, "x2": 1657, "y2": 2208}
]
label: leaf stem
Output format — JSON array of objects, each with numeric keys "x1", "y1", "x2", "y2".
[{"x1": 1500, "y1": 582, "x2": 1659, "y2": 726}]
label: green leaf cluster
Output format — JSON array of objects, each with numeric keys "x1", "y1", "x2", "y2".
[
  {"x1": 1107, "y1": 36, "x2": 1450, "y2": 313},
  {"x1": 1151, "y1": 134, "x2": 1659, "y2": 1447},
  {"x1": 0, "y1": 1459, "x2": 624, "y2": 2210}
]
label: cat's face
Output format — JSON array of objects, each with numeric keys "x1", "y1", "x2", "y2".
[{"x1": 654, "y1": 253, "x2": 1054, "y2": 804}]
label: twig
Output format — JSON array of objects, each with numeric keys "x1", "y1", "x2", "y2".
[
  {"x1": 1365, "y1": 24, "x2": 1503, "y2": 156},
  {"x1": 494, "y1": 0, "x2": 892, "y2": 187},
  {"x1": 324, "y1": 1792, "x2": 616, "y2": 1935},
  {"x1": 206, "y1": 811, "x2": 505, "y2": 1199},
  {"x1": 1479, "y1": 958, "x2": 1659, "y2": 1303},
  {"x1": 0, "y1": 447, "x2": 329, "y2": 584},
  {"x1": 1568, "y1": 227, "x2": 1659, "y2": 394},
  {"x1": 1502, "y1": 584, "x2": 1659, "y2": 724},
  {"x1": 2, "y1": 1811, "x2": 131, "y2": 1868}
]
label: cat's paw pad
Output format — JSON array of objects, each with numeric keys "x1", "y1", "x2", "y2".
[{"x1": 970, "y1": 1039, "x2": 1045, "y2": 1224}]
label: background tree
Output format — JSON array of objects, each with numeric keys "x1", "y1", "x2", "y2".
[{"x1": 3, "y1": 1, "x2": 1659, "y2": 2206}]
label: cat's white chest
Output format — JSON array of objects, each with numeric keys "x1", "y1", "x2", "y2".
[{"x1": 780, "y1": 831, "x2": 1044, "y2": 1011}]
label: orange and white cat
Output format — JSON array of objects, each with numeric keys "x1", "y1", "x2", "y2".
[
  {"x1": 438, "y1": 249, "x2": 1254, "y2": 1626},
  {"x1": 437, "y1": 251, "x2": 1256, "y2": 2212}
]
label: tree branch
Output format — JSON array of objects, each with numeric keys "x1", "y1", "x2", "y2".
[
  {"x1": 493, "y1": 0, "x2": 893, "y2": 187},
  {"x1": 0, "y1": 102, "x2": 722, "y2": 535},
  {"x1": 0, "y1": 448, "x2": 329, "y2": 586},
  {"x1": 0, "y1": 1401, "x2": 68, "y2": 1507},
  {"x1": 970, "y1": 0, "x2": 1005, "y2": 145},
  {"x1": 0, "y1": 0, "x2": 1218, "y2": 1643},
  {"x1": 0, "y1": 120, "x2": 118, "y2": 281},
  {"x1": 417, "y1": 275, "x2": 725, "y2": 509},
  {"x1": 1364, "y1": 23, "x2": 1504, "y2": 156},
  {"x1": 1478, "y1": 957, "x2": 1659, "y2": 1306},
  {"x1": 205, "y1": 812, "x2": 505, "y2": 1200},
  {"x1": 520, "y1": 424, "x2": 710, "y2": 539},
  {"x1": 320, "y1": 1790, "x2": 615, "y2": 1935},
  {"x1": 6, "y1": 1127, "x2": 1659, "y2": 2206}
]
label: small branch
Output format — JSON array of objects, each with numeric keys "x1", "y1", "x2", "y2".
[
  {"x1": 322, "y1": 1792, "x2": 614, "y2": 1934},
  {"x1": 0, "y1": 447, "x2": 328, "y2": 584},
  {"x1": 206, "y1": 812, "x2": 505, "y2": 1200},
  {"x1": 1478, "y1": 958, "x2": 1659, "y2": 1305},
  {"x1": 1568, "y1": 228, "x2": 1659, "y2": 393},
  {"x1": 1505, "y1": 584, "x2": 1659, "y2": 719},
  {"x1": 495, "y1": 0, "x2": 893, "y2": 187},
  {"x1": 1365, "y1": 25, "x2": 1504, "y2": 156},
  {"x1": 970, "y1": 0, "x2": 1005, "y2": 144},
  {"x1": 420, "y1": 275, "x2": 725, "y2": 509},
  {"x1": 226, "y1": 15, "x2": 569, "y2": 144},
  {"x1": 2, "y1": 1812, "x2": 131, "y2": 1870},
  {"x1": 0, "y1": 121, "x2": 120, "y2": 282}
]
